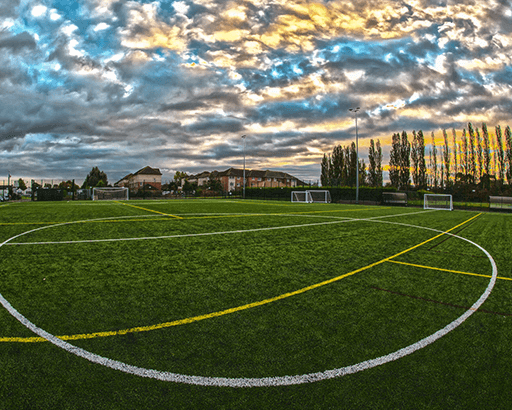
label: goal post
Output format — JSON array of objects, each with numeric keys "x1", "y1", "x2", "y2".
[
  {"x1": 291, "y1": 190, "x2": 331, "y2": 203},
  {"x1": 92, "y1": 187, "x2": 130, "y2": 201},
  {"x1": 424, "y1": 193, "x2": 453, "y2": 210}
]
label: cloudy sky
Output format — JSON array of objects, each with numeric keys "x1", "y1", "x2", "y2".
[{"x1": 1, "y1": 0, "x2": 512, "y2": 185}]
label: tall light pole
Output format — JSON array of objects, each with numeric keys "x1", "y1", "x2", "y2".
[
  {"x1": 241, "y1": 135, "x2": 247, "y2": 199},
  {"x1": 349, "y1": 107, "x2": 360, "y2": 204}
]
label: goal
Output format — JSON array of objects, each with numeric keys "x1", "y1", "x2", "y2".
[
  {"x1": 92, "y1": 187, "x2": 129, "y2": 201},
  {"x1": 424, "y1": 193, "x2": 453, "y2": 210},
  {"x1": 308, "y1": 190, "x2": 331, "y2": 203},
  {"x1": 291, "y1": 190, "x2": 331, "y2": 203},
  {"x1": 291, "y1": 191, "x2": 308, "y2": 203}
]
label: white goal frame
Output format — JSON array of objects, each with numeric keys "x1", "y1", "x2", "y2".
[
  {"x1": 291, "y1": 190, "x2": 331, "y2": 204},
  {"x1": 92, "y1": 187, "x2": 129, "y2": 201},
  {"x1": 424, "y1": 193, "x2": 453, "y2": 211},
  {"x1": 489, "y1": 196, "x2": 512, "y2": 210}
]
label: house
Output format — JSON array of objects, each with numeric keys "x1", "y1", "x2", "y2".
[
  {"x1": 184, "y1": 168, "x2": 300, "y2": 192},
  {"x1": 115, "y1": 166, "x2": 162, "y2": 191}
]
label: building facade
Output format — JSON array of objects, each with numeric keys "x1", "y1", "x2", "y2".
[
  {"x1": 185, "y1": 168, "x2": 300, "y2": 192},
  {"x1": 115, "y1": 166, "x2": 162, "y2": 191}
]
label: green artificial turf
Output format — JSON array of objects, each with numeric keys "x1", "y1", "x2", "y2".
[{"x1": 0, "y1": 200, "x2": 511, "y2": 409}]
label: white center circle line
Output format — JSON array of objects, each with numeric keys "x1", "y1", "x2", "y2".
[{"x1": 0, "y1": 212, "x2": 497, "y2": 387}]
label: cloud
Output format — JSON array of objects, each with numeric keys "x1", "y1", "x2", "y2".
[{"x1": 1, "y1": 0, "x2": 512, "y2": 184}]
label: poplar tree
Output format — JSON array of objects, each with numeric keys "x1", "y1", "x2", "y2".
[
  {"x1": 348, "y1": 142, "x2": 357, "y2": 187},
  {"x1": 400, "y1": 131, "x2": 411, "y2": 189},
  {"x1": 495, "y1": 125, "x2": 505, "y2": 182},
  {"x1": 442, "y1": 129, "x2": 451, "y2": 188},
  {"x1": 476, "y1": 128, "x2": 483, "y2": 182},
  {"x1": 452, "y1": 129, "x2": 458, "y2": 177},
  {"x1": 461, "y1": 129, "x2": 469, "y2": 181},
  {"x1": 368, "y1": 139, "x2": 379, "y2": 187},
  {"x1": 389, "y1": 133, "x2": 401, "y2": 189},
  {"x1": 376, "y1": 139, "x2": 383, "y2": 187},
  {"x1": 482, "y1": 123, "x2": 491, "y2": 177},
  {"x1": 411, "y1": 131, "x2": 419, "y2": 187},
  {"x1": 321, "y1": 153, "x2": 330, "y2": 186},
  {"x1": 430, "y1": 132, "x2": 438, "y2": 190},
  {"x1": 505, "y1": 126, "x2": 512, "y2": 185},
  {"x1": 417, "y1": 130, "x2": 427, "y2": 189},
  {"x1": 468, "y1": 123, "x2": 477, "y2": 183},
  {"x1": 331, "y1": 145, "x2": 345, "y2": 186}
]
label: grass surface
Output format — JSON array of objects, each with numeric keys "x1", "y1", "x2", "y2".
[{"x1": 1, "y1": 200, "x2": 511, "y2": 409}]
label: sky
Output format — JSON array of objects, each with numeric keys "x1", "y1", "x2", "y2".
[{"x1": 1, "y1": 0, "x2": 512, "y2": 185}]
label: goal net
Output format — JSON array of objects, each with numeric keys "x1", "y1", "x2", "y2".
[
  {"x1": 308, "y1": 190, "x2": 331, "y2": 203},
  {"x1": 92, "y1": 187, "x2": 129, "y2": 201},
  {"x1": 291, "y1": 190, "x2": 331, "y2": 203},
  {"x1": 424, "y1": 193, "x2": 453, "y2": 210},
  {"x1": 291, "y1": 191, "x2": 308, "y2": 203},
  {"x1": 489, "y1": 196, "x2": 512, "y2": 210}
]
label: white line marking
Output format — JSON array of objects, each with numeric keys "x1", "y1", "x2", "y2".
[
  {"x1": 0, "y1": 210, "x2": 494, "y2": 387},
  {"x1": 6, "y1": 209, "x2": 434, "y2": 246}
]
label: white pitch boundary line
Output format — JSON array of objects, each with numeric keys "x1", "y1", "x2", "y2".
[
  {"x1": 5, "y1": 209, "x2": 436, "y2": 246},
  {"x1": 0, "y1": 211, "x2": 496, "y2": 387}
]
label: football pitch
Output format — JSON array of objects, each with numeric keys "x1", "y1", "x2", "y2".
[{"x1": 1, "y1": 200, "x2": 511, "y2": 409}]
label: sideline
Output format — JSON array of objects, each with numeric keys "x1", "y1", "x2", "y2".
[{"x1": 0, "y1": 213, "x2": 482, "y2": 343}]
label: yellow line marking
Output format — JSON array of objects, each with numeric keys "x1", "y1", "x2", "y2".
[
  {"x1": 387, "y1": 260, "x2": 512, "y2": 281},
  {"x1": 115, "y1": 201, "x2": 183, "y2": 219},
  {"x1": 0, "y1": 213, "x2": 482, "y2": 343}
]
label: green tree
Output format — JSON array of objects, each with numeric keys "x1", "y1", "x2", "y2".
[
  {"x1": 411, "y1": 131, "x2": 419, "y2": 187},
  {"x1": 348, "y1": 142, "x2": 357, "y2": 187},
  {"x1": 173, "y1": 171, "x2": 188, "y2": 187},
  {"x1": 320, "y1": 153, "x2": 330, "y2": 186},
  {"x1": 399, "y1": 131, "x2": 411, "y2": 190},
  {"x1": 461, "y1": 129, "x2": 470, "y2": 181},
  {"x1": 17, "y1": 178, "x2": 27, "y2": 191},
  {"x1": 331, "y1": 145, "x2": 345, "y2": 186},
  {"x1": 495, "y1": 125, "x2": 505, "y2": 182},
  {"x1": 389, "y1": 133, "x2": 401, "y2": 189},
  {"x1": 417, "y1": 130, "x2": 427, "y2": 189},
  {"x1": 207, "y1": 175, "x2": 222, "y2": 191},
  {"x1": 430, "y1": 132, "x2": 438, "y2": 190},
  {"x1": 368, "y1": 139, "x2": 383, "y2": 187},
  {"x1": 482, "y1": 124, "x2": 491, "y2": 177},
  {"x1": 82, "y1": 167, "x2": 108, "y2": 188},
  {"x1": 468, "y1": 123, "x2": 477, "y2": 183},
  {"x1": 452, "y1": 129, "x2": 458, "y2": 177},
  {"x1": 505, "y1": 126, "x2": 512, "y2": 185},
  {"x1": 442, "y1": 129, "x2": 451, "y2": 188}
]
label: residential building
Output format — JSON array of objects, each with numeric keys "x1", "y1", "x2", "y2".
[
  {"x1": 115, "y1": 166, "x2": 162, "y2": 191},
  {"x1": 184, "y1": 168, "x2": 301, "y2": 192}
]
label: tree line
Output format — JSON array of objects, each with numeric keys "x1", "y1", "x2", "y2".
[
  {"x1": 321, "y1": 122, "x2": 512, "y2": 196},
  {"x1": 321, "y1": 139, "x2": 383, "y2": 188}
]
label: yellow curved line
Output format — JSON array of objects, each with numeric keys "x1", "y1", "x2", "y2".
[{"x1": 0, "y1": 213, "x2": 482, "y2": 343}]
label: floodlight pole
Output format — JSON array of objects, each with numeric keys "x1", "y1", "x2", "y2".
[
  {"x1": 349, "y1": 107, "x2": 360, "y2": 204},
  {"x1": 241, "y1": 135, "x2": 247, "y2": 199}
]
